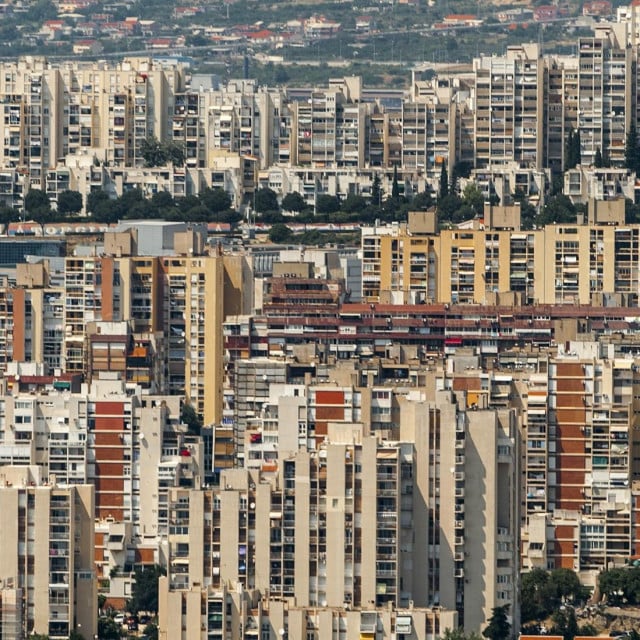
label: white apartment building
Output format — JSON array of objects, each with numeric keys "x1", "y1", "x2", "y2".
[
  {"x1": 159, "y1": 389, "x2": 520, "y2": 635},
  {"x1": 0, "y1": 466, "x2": 96, "y2": 640}
]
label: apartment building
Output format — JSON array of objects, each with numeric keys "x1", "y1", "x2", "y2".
[
  {"x1": 0, "y1": 372, "x2": 195, "y2": 521},
  {"x1": 63, "y1": 253, "x2": 122, "y2": 372},
  {"x1": 406, "y1": 78, "x2": 459, "y2": 176},
  {"x1": 10, "y1": 263, "x2": 64, "y2": 373},
  {"x1": 0, "y1": 229, "x2": 226, "y2": 422},
  {"x1": 361, "y1": 211, "x2": 536, "y2": 305},
  {"x1": 232, "y1": 359, "x2": 288, "y2": 466},
  {"x1": 0, "y1": 586, "x2": 22, "y2": 640},
  {"x1": 519, "y1": 346, "x2": 638, "y2": 584},
  {"x1": 159, "y1": 577, "x2": 458, "y2": 640},
  {"x1": 443, "y1": 341, "x2": 640, "y2": 586},
  {"x1": 161, "y1": 250, "x2": 224, "y2": 424},
  {"x1": 0, "y1": 466, "x2": 96, "y2": 640},
  {"x1": 360, "y1": 207, "x2": 640, "y2": 306},
  {"x1": 546, "y1": 55, "x2": 579, "y2": 173},
  {"x1": 0, "y1": 57, "x2": 186, "y2": 180},
  {"x1": 0, "y1": 373, "x2": 210, "y2": 608},
  {"x1": 206, "y1": 80, "x2": 277, "y2": 169},
  {"x1": 2, "y1": 26, "x2": 640, "y2": 205},
  {"x1": 577, "y1": 27, "x2": 632, "y2": 167},
  {"x1": 158, "y1": 387, "x2": 520, "y2": 633},
  {"x1": 361, "y1": 214, "x2": 438, "y2": 304},
  {"x1": 473, "y1": 44, "x2": 545, "y2": 170},
  {"x1": 564, "y1": 166, "x2": 639, "y2": 203}
]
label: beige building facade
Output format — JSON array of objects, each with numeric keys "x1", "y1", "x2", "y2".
[
  {"x1": 0, "y1": 467, "x2": 96, "y2": 640},
  {"x1": 362, "y1": 214, "x2": 640, "y2": 306}
]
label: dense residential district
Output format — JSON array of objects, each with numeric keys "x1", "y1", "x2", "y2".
[{"x1": 10, "y1": 1, "x2": 640, "y2": 640}]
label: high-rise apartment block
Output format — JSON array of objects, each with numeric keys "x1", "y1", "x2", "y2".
[
  {"x1": 0, "y1": 227, "x2": 225, "y2": 423},
  {"x1": 6, "y1": 8, "x2": 640, "y2": 639},
  {"x1": 361, "y1": 206, "x2": 640, "y2": 306},
  {"x1": 473, "y1": 44, "x2": 545, "y2": 170},
  {"x1": 158, "y1": 385, "x2": 520, "y2": 637},
  {"x1": 0, "y1": 466, "x2": 96, "y2": 639},
  {"x1": 0, "y1": 18, "x2": 637, "y2": 208}
]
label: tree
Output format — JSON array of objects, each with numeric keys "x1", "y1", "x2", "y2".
[
  {"x1": 439, "y1": 162, "x2": 449, "y2": 199},
  {"x1": 512, "y1": 189, "x2": 537, "y2": 230},
  {"x1": 281, "y1": 192, "x2": 307, "y2": 213},
  {"x1": 86, "y1": 189, "x2": 111, "y2": 214},
  {"x1": 268, "y1": 223, "x2": 293, "y2": 244},
  {"x1": 120, "y1": 188, "x2": 152, "y2": 219},
  {"x1": 548, "y1": 568, "x2": 589, "y2": 604},
  {"x1": 599, "y1": 567, "x2": 640, "y2": 605},
  {"x1": 443, "y1": 629, "x2": 484, "y2": 640},
  {"x1": 521, "y1": 568, "x2": 552, "y2": 622},
  {"x1": 391, "y1": 165, "x2": 400, "y2": 200},
  {"x1": 127, "y1": 564, "x2": 166, "y2": 615},
  {"x1": 341, "y1": 193, "x2": 367, "y2": 214},
  {"x1": 565, "y1": 129, "x2": 574, "y2": 170},
  {"x1": 26, "y1": 0, "x2": 57, "y2": 22},
  {"x1": 450, "y1": 162, "x2": 469, "y2": 196},
  {"x1": 536, "y1": 194, "x2": 576, "y2": 227},
  {"x1": 315, "y1": 194, "x2": 340, "y2": 215},
  {"x1": 140, "y1": 136, "x2": 166, "y2": 168},
  {"x1": 578, "y1": 624, "x2": 598, "y2": 637},
  {"x1": 91, "y1": 199, "x2": 121, "y2": 224},
  {"x1": 69, "y1": 631, "x2": 86, "y2": 640},
  {"x1": 371, "y1": 174, "x2": 383, "y2": 207},
  {"x1": 573, "y1": 129, "x2": 581, "y2": 167},
  {"x1": 437, "y1": 194, "x2": 463, "y2": 223},
  {"x1": 452, "y1": 161, "x2": 473, "y2": 181},
  {"x1": 150, "y1": 190, "x2": 177, "y2": 219},
  {"x1": 254, "y1": 187, "x2": 279, "y2": 214},
  {"x1": 411, "y1": 187, "x2": 434, "y2": 210},
  {"x1": 521, "y1": 567, "x2": 588, "y2": 625},
  {"x1": 594, "y1": 147, "x2": 604, "y2": 168},
  {"x1": 185, "y1": 33, "x2": 209, "y2": 47},
  {"x1": 24, "y1": 188, "x2": 52, "y2": 225},
  {"x1": 599, "y1": 567, "x2": 625, "y2": 603},
  {"x1": 181, "y1": 402, "x2": 202, "y2": 435},
  {"x1": 0, "y1": 205, "x2": 17, "y2": 226},
  {"x1": 57, "y1": 190, "x2": 83, "y2": 216},
  {"x1": 565, "y1": 128, "x2": 581, "y2": 171},
  {"x1": 98, "y1": 617, "x2": 121, "y2": 640},
  {"x1": 30, "y1": 635, "x2": 49, "y2": 640},
  {"x1": 274, "y1": 66, "x2": 290, "y2": 84},
  {"x1": 165, "y1": 140, "x2": 185, "y2": 166},
  {"x1": 625, "y1": 123, "x2": 640, "y2": 175},
  {"x1": 200, "y1": 187, "x2": 232, "y2": 214},
  {"x1": 483, "y1": 605, "x2": 511, "y2": 640},
  {"x1": 462, "y1": 182, "x2": 485, "y2": 216},
  {"x1": 140, "y1": 136, "x2": 184, "y2": 167},
  {"x1": 551, "y1": 608, "x2": 579, "y2": 640},
  {"x1": 625, "y1": 198, "x2": 640, "y2": 224},
  {"x1": 143, "y1": 622, "x2": 159, "y2": 640}
]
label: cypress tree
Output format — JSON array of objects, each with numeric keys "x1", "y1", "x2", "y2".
[
  {"x1": 391, "y1": 165, "x2": 400, "y2": 199},
  {"x1": 594, "y1": 147, "x2": 603, "y2": 168},
  {"x1": 439, "y1": 162, "x2": 449, "y2": 199},
  {"x1": 626, "y1": 123, "x2": 640, "y2": 174},
  {"x1": 565, "y1": 128, "x2": 581, "y2": 170},
  {"x1": 573, "y1": 129, "x2": 581, "y2": 167},
  {"x1": 371, "y1": 174, "x2": 382, "y2": 207},
  {"x1": 565, "y1": 129, "x2": 574, "y2": 170}
]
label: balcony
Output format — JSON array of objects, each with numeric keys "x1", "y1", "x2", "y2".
[{"x1": 360, "y1": 612, "x2": 377, "y2": 633}]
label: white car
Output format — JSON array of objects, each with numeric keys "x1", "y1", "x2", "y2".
[{"x1": 114, "y1": 614, "x2": 125, "y2": 626}]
